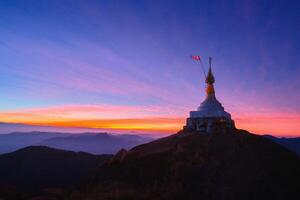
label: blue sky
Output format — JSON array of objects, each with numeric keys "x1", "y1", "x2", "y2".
[{"x1": 0, "y1": 0, "x2": 299, "y2": 136}]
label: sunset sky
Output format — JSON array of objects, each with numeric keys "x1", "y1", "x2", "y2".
[{"x1": 0, "y1": 0, "x2": 299, "y2": 137}]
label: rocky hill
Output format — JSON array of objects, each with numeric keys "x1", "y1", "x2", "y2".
[{"x1": 72, "y1": 129, "x2": 300, "y2": 200}]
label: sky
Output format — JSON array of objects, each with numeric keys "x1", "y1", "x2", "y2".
[{"x1": 0, "y1": 0, "x2": 299, "y2": 137}]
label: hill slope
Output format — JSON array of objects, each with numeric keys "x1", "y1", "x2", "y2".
[
  {"x1": 0, "y1": 146, "x2": 112, "y2": 191},
  {"x1": 72, "y1": 129, "x2": 300, "y2": 200}
]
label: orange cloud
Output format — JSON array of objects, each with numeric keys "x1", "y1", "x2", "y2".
[
  {"x1": 0, "y1": 104, "x2": 185, "y2": 121},
  {"x1": 0, "y1": 104, "x2": 299, "y2": 136},
  {"x1": 0, "y1": 104, "x2": 186, "y2": 133},
  {"x1": 27, "y1": 118, "x2": 185, "y2": 133}
]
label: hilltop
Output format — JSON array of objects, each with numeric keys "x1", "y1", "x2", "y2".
[{"x1": 72, "y1": 129, "x2": 300, "y2": 200}]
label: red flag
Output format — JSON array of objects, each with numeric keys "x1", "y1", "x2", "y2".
[{"x1": 191, "y1": 55, "x2": 201, "y2": 61}]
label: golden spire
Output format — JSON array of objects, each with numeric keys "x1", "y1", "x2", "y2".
[
  {"x1": 205, "y1": 57, "x2": 215, "y2": 84},
  {"x1": 205, "y1": 57, "x2": 215, "y2": 95}
]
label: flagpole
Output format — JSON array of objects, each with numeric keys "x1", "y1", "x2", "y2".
[
  {"x1": 199, "y1": 60, "x2": 207, "y2": 78},
  {"x1": 191, "y1": 55, "x2": 207, "y2": 79}
]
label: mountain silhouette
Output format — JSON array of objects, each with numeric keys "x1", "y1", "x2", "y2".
[
  {"x1": 72, "y1": 129, "x2": 300, "y2": 200},
  {"x1": 0, "y1": 146, "x2": 112, "y2": 192},
  {"x1": 263, "y1": 135, "x2": 300, "y2": 156}
]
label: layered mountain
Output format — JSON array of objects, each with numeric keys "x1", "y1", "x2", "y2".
[
  {"x1": 0, "y1": 132, "x2": 154, "y2": 154},
  {"x1": 0, "y1": 132, "x2": 69, "y2": 154},
  {"x1": 39, "y1": 133, "x2": 154, "y2": 154},
  {"x1": 72, "y1": 129, "x2": 300, "y2": 200}
]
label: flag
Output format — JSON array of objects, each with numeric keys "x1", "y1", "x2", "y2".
[{"x1": 191, "y1": 55, "x2": 201, "y2": 61}]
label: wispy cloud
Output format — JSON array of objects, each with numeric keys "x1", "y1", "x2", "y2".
[{"x1": 0, "y1": 104, "x2": 186, "y2": 122}]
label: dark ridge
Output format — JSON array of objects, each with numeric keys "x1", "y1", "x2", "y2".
[
  {"x1": 0, "y1": 145, "x2": 112, "y2": 192},
  {"x1": 72, "y1": 129, "x2": 300, "y2": 200}
]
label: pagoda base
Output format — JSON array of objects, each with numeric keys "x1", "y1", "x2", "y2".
[{"x1": 183, "y1": 117, "x2": 235, "y2": 134}]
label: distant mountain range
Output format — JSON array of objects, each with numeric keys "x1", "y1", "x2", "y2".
[
  {"x1": 0, "y1": 131, "x2": 154, "y2": 155},
  {"x1": 39, "y1": 133, "x2": 154, "y2": 154},
  {"x1": 1, "y1": 122, "x2": 299, "y2": 156}
]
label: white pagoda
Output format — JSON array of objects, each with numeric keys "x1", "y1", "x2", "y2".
[{"x1": 184, "y1": 57, "x2": 235, "y2": 133}]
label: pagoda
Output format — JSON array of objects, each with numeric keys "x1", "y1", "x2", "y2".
[{"x1": 184, "y1": 57, "x2": 235, "y2": 133}]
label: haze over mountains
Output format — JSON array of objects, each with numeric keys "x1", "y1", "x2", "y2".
[
  {"x1": 39, "y1": 133, "x2": 154, "y2": 155},
  {"x1": 0, "y1": 131, "x2": 154, "y2": 155},
  {"x1": 1, "y1": 129, "x2": 299, "y2": 156},
  {"x1": 1, "y1": 127, "x2": 300, "y2": 159}
]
